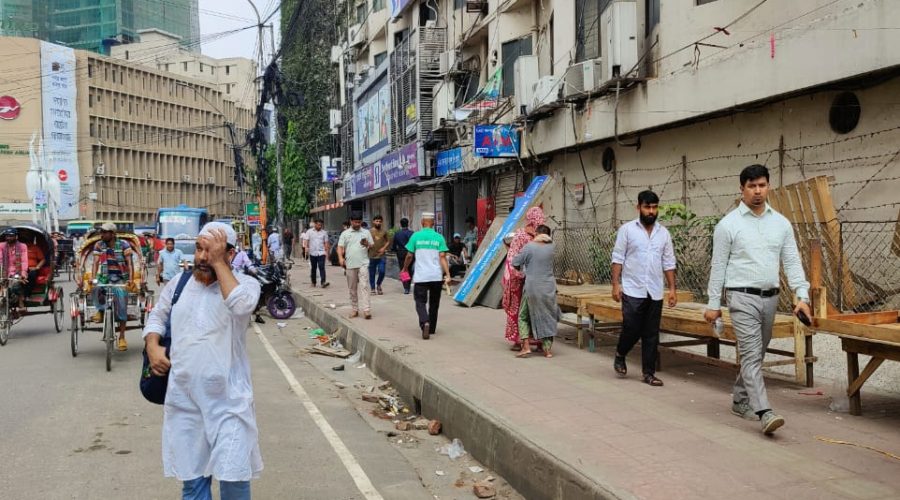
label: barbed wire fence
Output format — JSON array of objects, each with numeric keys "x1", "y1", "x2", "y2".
[{"x1": 553, "y1": 124, "x2": 900, "y2": 313}]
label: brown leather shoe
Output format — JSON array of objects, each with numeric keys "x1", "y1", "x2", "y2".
[
  {"x1": 349, "y1": 311, "x2": 359, "y2": 318},
  {"x1": 364, "y1": 311, "x2": 372, "y2": 319}
]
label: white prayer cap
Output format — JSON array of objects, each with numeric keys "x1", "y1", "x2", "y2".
[
  {"x1": 421, "y1": 212, "x2": 435, "y2": 220},
  {"x1": 199, "y1": 221, "x2": 237, "y2": 247}
]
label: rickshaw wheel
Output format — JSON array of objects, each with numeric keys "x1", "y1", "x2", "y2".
[
  {"x1": 70, "y1": 310, "x2": 79, "y2": 357},
  {"x1": 104, "y1": 308, "x2": 114, "y2": 372},
  {"x1": 0, "y1": 295, "x2": 9, "y2": 346},
  {"x1": 53, "y1": 291, "x2": 64, "y2": 333}
]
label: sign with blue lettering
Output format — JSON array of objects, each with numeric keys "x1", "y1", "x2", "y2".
[
  {"x1": 436, "y1": 147, "x2": 464, "y2": 176},
  {"x1": 453, "y1": 175, "x2": 552, "y2": 306},
  {"x1": 473, "y1": 124, "x2": 520, "y2": 158}
]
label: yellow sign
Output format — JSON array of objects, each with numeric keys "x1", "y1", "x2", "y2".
[{"x1": 405, "y1": 103, "x2": 417, "y2": 121}]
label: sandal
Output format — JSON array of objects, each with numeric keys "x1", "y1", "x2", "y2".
[
  {"x1": 515, "y1": 350, "x2": 531, "y2": 358},
  {"x1": 642, "y1": 374, "x2": 664, "y2": 387},
  {"x1": 544, "y1": 351, "x2": 553, "y2": 358}
]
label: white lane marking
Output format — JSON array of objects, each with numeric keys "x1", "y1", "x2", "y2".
[{"x1": 253, "y1": 324, "x2": 384, "y2": 500}]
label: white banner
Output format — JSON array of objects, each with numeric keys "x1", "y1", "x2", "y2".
[{"x1": 41, "y1": 41, "x2": 79, "y2": 219}]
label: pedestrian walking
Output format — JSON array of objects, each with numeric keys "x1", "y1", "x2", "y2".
[
  {"x1": 143, "y1": 222, "x2": 262, "y2": 499},
  {"x1": 512, "y1": 225, "x2": 560, "y2": 358},
  {"x1": 367, "y1": 215, "x2": 391, "y2": 295},
  {"x1": 157, "y1": 237, "x2": 184, "y2": 286},
  {"x1": 300, "y1": 222, "x2": 312, "y2": 261},
  {"x1": 611, "y1": 190, "x2": 677, "y2": 387},
  {"x1": 705, "y1": 165, "x2": 811, "y2": 435},
  {"x1": 251, "y1": 230, "x2": 262, "y2": 261},
  {"x1": 401, "y1": 212, "x2": 451, "y2": 339},
  {"x1": 392, "y1": 218, "x2": 414, "y2": 294},
  {"x1": 502, "y1": 207, "x2": 545, "y2": 348},
  {"x1": 338, "y1": 213, "x2": 374, "y2": 319},
  {"x1": 267, "y1": 226, "x2": 282, "y2": 261},
  {"x1": 308, "y1": 219, "x2": 330, "y2": 288},
  {"x1": 283, "y1": 227, "x2": 294, "y2": 261}
]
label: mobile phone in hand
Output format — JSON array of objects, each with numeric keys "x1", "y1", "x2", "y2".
[{"x1": 796, "y1": 309, "x2": 812, "y2": 327}]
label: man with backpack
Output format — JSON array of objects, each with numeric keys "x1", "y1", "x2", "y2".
[{"x1": 143, "y1": 222, "x2": 262, "y2": 499}]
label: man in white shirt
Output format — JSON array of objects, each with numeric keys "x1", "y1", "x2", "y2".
[
  {"x1": 300, "y1": 222, "x2": 312, "y2": 260},
  {"x1": 611, "y1": 190, "x2": 677, "y2": 387},
  {"x1": 143, "y1": 222, "x2": 262, "y2": 498},
  {"x1": 704, "y1": 165, "x2": 811, "y2": 435},
  {"x1": 307, "y1": 219, "x2": 330, "y2": 288},
  {"x1": 267, "y1": 226, "x2": 282, "y2": 261},
  {"x1": 338, "y1": 213, "x2": 374, "y2": 319}
]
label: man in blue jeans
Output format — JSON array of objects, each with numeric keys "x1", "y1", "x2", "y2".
[{"x1": 367, "y1": 215, "x2": 391, "y2": 295}]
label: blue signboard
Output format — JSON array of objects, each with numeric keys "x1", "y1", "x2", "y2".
[
  {"x1": 473, "y1": 124, "x2": 520, "y2": 158},
  {"x1": 436, "y1": 147, "x2": 464, "y2": 176},
  {"x1": 454, "y1": 175, "x2": 549, "y2": 304}
]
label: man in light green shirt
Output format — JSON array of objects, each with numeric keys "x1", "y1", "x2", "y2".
[
  {"x1": 704, "y1": 165, "x2": 811, "y2": 436},
  {"x1": 338, "y1": 213, "x2": 374, "y2": 319},
  {"x1": 401, "y1": 212, "x2": 450, "y2": 340}
]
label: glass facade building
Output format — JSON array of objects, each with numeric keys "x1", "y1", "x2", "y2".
[{"x1": 0, "y1": 0, "x2": 199, "y2": 54}]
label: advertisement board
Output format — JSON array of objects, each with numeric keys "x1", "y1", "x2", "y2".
[
  {"x1": 347, "y1": 142, "x2": 420, "y2": 198},
  {"x1": 436, "y1": 147, "x2": 464, "y2": 176},
  {"x1": 473, "y1": 124, "x2": 520, "y2": 158},
  {"x1": 356, "y1": 77, "x2": 391, "y2": 161},
  {"x1": 40, "y1": 42, "x2": 79, "y2": 219}
]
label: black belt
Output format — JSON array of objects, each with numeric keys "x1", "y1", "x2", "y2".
[{"x1": 727, "y1": 287, "x2": 779, "y2": 297}]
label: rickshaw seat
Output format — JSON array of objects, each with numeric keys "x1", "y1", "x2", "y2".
[{"x1": 35, "y1": 266, "x2": 52, "y2": 285}]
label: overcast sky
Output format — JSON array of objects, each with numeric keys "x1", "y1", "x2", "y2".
[{"x1": 198, "y1": 0, "x2": 281, "y2": 63}]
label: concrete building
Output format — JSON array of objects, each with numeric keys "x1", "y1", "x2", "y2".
[
  {"x1": 109, "y1": 28, "x2": 258, "y2": 110},
  {"x1": 0, "y1": 0, "x2": 200, "y2": 55},
  {"x1": 0, "y1": 35, "x2": 253, "y2": 224},
  {"x1": 320, "y1": 0, "x2": 900, "y2": 399}
]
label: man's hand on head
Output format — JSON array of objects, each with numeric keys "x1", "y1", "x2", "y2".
[{"x1": 200, "y1": 229, "x2": 229, "y2": 265}]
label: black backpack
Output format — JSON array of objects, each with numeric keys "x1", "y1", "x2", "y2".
[{"x1": 139, "y1": 270, "x2": 192, "y2": 404}]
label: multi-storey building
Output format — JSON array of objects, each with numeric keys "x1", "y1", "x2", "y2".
[
  {"x1": 326, "y1": 0, "x2": 900, "y2": 235},
  {"x1": 0, "y1": 35, "x2": 253, "y2": 224},
  {"x1": 0, "y1": 0, "x2": 200, "y2": 55}
]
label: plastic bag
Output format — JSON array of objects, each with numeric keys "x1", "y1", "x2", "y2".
[
  {"x1": 308, "y1": 328, "x2": 327, "y2": 339},
  {"x1": 437, "y1": 438, "x2": 467, "y2": 460},
  {"x1": 828, "y1": 378, "x2": 850, "y2": 413},
  {"x1": 345, "y1": 351, "x2": 361, "y2": 365}
]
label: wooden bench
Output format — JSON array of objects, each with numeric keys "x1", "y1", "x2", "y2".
[
  {"x1": 816, "y1": 311, "x2": 900, "y2": 415},
  {"x1": 583, "y1": 298, "x2": 816, "y2": 385},
  {"x1": 556, "y1": 284, "x2": 693, "y2": 350}
]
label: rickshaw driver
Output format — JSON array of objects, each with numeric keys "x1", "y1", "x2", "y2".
[
  {"x1": 0, "y1": 228, "x2": 29, "y2": 313},
  {"x1": 91, "y1": 222, "x2": 134, "y2": 351}
]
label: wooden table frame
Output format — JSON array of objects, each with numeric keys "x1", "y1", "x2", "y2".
[{"x1": 583, "y1": 298, "x2": 816, "y2": 386}]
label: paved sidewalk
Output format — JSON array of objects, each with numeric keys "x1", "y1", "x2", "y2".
[{"x1": 288, "y1": 262, "x2": 900, "y2": 500}]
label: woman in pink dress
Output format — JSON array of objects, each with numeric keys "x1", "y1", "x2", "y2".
[{"x1": 502, "y1": 207, "x2": 545, "y2": 347}]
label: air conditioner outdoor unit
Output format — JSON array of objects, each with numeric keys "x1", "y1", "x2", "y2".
[
  {"x1": 438, "y1": 50, "x2": 458, "y2": 76},
  {"x1": 466, "y1": 0, "x2": 487, "y2": 14},
  {"x1": 603, "y1": 0, "x2": 639, "y2": 79},
  {"x1": 182, "y1": 174, "x2": 191, "y2": 182},
  {"x1": 329, "y1": 109, "x2": 341, "y2": 133},
  {"x1": 330, "y1": 45, "x2": 342, "y2": 64},
  {"x1": 564, "y1": 58, "x2": 604, "y2": 98},
  {"x1": 207, "y1": 176, "x2": 215, "y2": 185},
  {"x1": 532, "y1": 76, "x2": 563, "y2": 111},
  {"x1": 348, "y1": 24, "x2": 364, "y2": 47},
  {"x1": 95, "y1": 165, "x2": 106, "y2": 175},
  {"x1": 432, "y1": 81, "x2": 455, "y2": 130},
  {"x1": 513, "y1": 55, "x2": 538, "y2": 115}
]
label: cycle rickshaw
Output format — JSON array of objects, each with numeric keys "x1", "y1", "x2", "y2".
[
  {"x1": 70, "y1": 231, "x2": 154, "y2": 370},
  {"x1": 0, "y1": 225, "x2": 66, "y2": 346}
]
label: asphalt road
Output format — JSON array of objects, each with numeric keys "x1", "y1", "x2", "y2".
[{"x1": 0, "y1": 275, "x2": 519, "y2": 500}]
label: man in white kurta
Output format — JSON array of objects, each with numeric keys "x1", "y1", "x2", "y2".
[{"x1": 143, "y1": 222, "x2": 262, "y2": 499}]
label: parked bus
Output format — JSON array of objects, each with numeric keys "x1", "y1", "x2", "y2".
[{"x1": 155, "y1": 206, "x2": 209, "y2": 263}]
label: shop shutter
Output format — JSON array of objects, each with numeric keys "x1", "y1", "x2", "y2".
[{"x1": 494, "y1": 170, "x2": 519, "y2": 216}]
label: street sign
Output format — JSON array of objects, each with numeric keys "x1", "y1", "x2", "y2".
[
  {"x1": 245, "y1": 202, "x2": 261, "y2": 227},
  {"x1": 34, "y1": 190, "x2": 48, "y2": 210}
]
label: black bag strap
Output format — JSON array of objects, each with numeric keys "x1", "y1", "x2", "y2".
[{"x1": 171, "y1": 270, "x2": 193, "y2": 306}]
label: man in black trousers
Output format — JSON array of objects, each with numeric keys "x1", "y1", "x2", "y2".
[{"x1": 610, "y1": 190, "x2": 678, "y2": 386}]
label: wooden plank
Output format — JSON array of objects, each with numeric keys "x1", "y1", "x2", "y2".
[
  {"x1": 794, "y1": 318, "x2": 807, "y2": 384},
  {"x1": 828, "y1": 311, "x2": 899, "y2": 325},
  {"x1": 311, "y1": 345, "x2": 352, "y2": 358},
  {"x1": 847, "y1": 357, "x2": 885, "y2": 398},
  {"x1": 847, "y1": 350, "x2": 862, "y2": 415},
  {"x1": 454, "y1": 176, "x2": 555, "y2": 307},
  {"x1": 840, "y1": 336, "x2": 900, "y2": 361},
  {"x1": 817, "y1": 317, "x2": 900, "y2": 344},
  {"x1": 813, "y1": 176, "x2": 858, "y2": 309}
]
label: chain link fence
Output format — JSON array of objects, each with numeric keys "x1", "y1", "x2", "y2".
[{"x1": 554, "y1": 220, "x2": 900, "y2": 313}]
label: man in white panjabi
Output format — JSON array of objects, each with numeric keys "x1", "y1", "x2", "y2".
[{"x1": 143, "y1": 222, "x2": 262, "y2": 499}]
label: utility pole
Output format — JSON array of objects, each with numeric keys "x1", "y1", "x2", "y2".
[{"x1": 226, "y1": 123, "x2": 247, "y2": 215}]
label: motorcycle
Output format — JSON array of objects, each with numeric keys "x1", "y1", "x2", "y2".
[{"x1": 247, "y1": 259, "x2": 296, "y2": 320}]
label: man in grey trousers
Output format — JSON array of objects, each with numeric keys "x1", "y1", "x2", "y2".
[{"x1": 704, "y1": 164, "x2": 811, "y2": 435}]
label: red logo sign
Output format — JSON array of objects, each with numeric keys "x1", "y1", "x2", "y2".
[
  {"x1": 58, "y1": 170, "x2": 68, "y2": 182},
  {"x1": 0, "y1": 96, "x2": 21, "y2": 120}
]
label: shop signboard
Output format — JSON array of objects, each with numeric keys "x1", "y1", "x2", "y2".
[
  {"x1": 245, "y1": 202, "x2": 261, "y2": 227},
  {"x1": 473, "y1": 124, "x2": 520, "y2": 158},
  {"x1": 347, "y1": 142, "x2": 420, "y2": 196},
  {"x1": 436, "y1": 147, "x2": 464, "y2": 176}
]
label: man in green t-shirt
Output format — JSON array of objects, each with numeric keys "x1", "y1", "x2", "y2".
[{"x1": 401, "y1": 212, "x2": 451, "y2": 340}]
